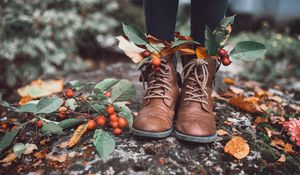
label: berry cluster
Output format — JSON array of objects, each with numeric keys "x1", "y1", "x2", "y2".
[
  {"x1": 35, "y1": 88, "x2": 128, "y2": 136},
  {"x1": 218, "y1": 48, "x2": 232, "y2": 66},
  {"x1": 141, "y1": 50, "x2": 161, "y2": 71}
]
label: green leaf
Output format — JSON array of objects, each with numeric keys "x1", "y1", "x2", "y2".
[
  {"x1": 122, "y1": 23, "x2": 147, "y2": 45},
  {"x1": 41, "y1": 122, "x2": 63, "y2": 135},
  {"x1": 58, "y1": 118, "x2": 86, "y2": 129},
  {"x1": 92, "y1": 104, "x2": 106, "y2": 114},
  {"x1": 171, "y1": 40, "x2": 200, "y2": 48},
  {"x1": 137, "y1": 56, "x2": 151, "y2": 70},
  {"x1": 36, "y1": 97, "x2": 63, "y2": 114},
  {"x1": 67, "y1": 80, "x2": 84, "y2": 91},
  {"x1": 205, "y1": 26, "x2": 220, "y2": 56},
  {"x1": 111, "y1": 79, "x2": 136, "y2": 102},
  {"x1": 0, "y1": 127, "x2": 19, "y2": 152},
  {"x1": 213, "y1": 26, "x2": 230, "y2": 46},
  {"x1": 19, "y1": 103, "x2": 37, "y2": 113},
  {"x1": 230, "y1": 41, "x2": 267, "y2": 61},
  {"x1": 219, "y1": 15, "x2": 236, "y2": 27},
  {"x1": 94, "y1": 78, "x2": 119, "y2": 93},
  {"x1": 65, "y1": 98, "x2": 78, "y2": 111},
  {"x1": 13, "y1": 143, "x2": 25, "y2": 158},
  {"x1": 114, "y1": 102, "x2": 134, "y2": 128},
  {"x1": 93, "y1": 129, "x2": 115, "y2": 161}
]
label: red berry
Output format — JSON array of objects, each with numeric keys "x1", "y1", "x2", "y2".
[
  {"x1": 222, "y1": 57, "x2": 232, "y2": 66},
  {"x1": 65, "y1": 89, "x2": 74, "y2": 98},
  {"x1": 106, "y1": 105, "x2": 115, "y2": 115},
  {"x1": 1, "y1": 123, "x2": 8, "y2": 129},
  {"x1": 95, "y1": 116, "x2": 106, "y2": 126},
  {"x1": 58, "y1": 113, "x2": 67, "y2": 119},
  {"x1": 36, "y1": 120, "x2": 43, "y2": 128},
  {"x1": 118, "y1": 118, "x2": 127, "y2": 129},
  {"x1": 152, "y1": 65, "x2": 160, "y2": 72},
  {"x1": 87, "y1": 120, "x2": 97, "y2": 130},
  {"x1": 113, "y1": 128, "x2": 122, "y2": 135},
  {"x1": 105, "y1": 91, "x2": 111, "y2": 97},
  {"x1": 218, "y1": 49, "x2": 228, "y2": 57},
  {"x1": 151, "y1": 58, "x2": 161, "y2": 67},
  {"x1": 141, "y1": 50, "x2": 151, "y2": 57},
  {"x1": 110, "y1": 113, "x2": 119, "y2": 122},
  {"x1": 110, "y1": 121, "x2": 118, "y2": 128}
]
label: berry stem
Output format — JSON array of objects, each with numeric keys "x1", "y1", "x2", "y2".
[{"x1": 80, "y1": 96, "x2": 101, "y2": 114}]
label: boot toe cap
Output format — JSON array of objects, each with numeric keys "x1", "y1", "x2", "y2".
[
  {"x1": 176, "y1": 120, "x2": 216, "y2": 137},
  {"x1": 133, "y1": 116, "x2": 171, "y2": 132}
]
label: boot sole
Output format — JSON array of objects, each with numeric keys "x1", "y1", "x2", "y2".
[
  {"x1": 132, "y1": 127, "x2": 173, "y2": 138},
  {"x1": 174, "y1": 130, "x2": 217, "y2": 143}
]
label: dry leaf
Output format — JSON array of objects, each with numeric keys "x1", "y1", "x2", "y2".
[
  {"x1": 271, "y1": 137, "x2": 286, "y2": 148},
  {"x1": 58, "y1": 141, "x2": 69, "y2": 148},
  {"x1": 23, "y1": 143, "x2": 38, "y2": 155},
  {"x1": 224, "y1": 136, "x2": 250, "y2": 160},
  {"x1": 254, "y1": 116, "x2": 268, "y2": 124},
  {"x1": 228, "y1": 96, "x2": 260, "y2": 113},
  {"x1": 268, "y1": 96, "x2": 283, "y2": 103},
  {"x1": 224, "y1": 120, "x2": 233, "y2": 126},
  {"x1": 254, "y1": 86, "x2": 270, "y2": 98},
  {"x1": 216, "y1": 129, "x2": 228, "y2": 136},
  {"x1": 196, "y1": 47, "x2": 207, "y2": 59},
  {"x1": 34, "y1": 151, "x2": 47, "y2": 159},
  {"x1": 229, "y1": 86, "x2": 244, "y2": 94},
  {"x1": 259, "y1": 104, "x2": 269, "y2": 112},
  {"x1": 178, "y1": 48, "x2": 196, "y2": 55},
  {"x1": 264, "y1": 127, "x2": 272, "y2": 137},
  {"x1": 284, "y1": 143, "x2": 295, "y2": 154},
  {"x1": 223, "y1": 77, "x2": 236, "y2": 85},
  {"x1": 18, "y1": 96, "x2": 33, "y2": 106},
  {"x1": 277, "y1": 154, "x2": 286, "y2": 162},
  {"x1": 17, "y1": 79, "x2": 64, "y2": 98},
  {"x1": 0, "y1": 153, "x2": 17, "y2": 166},
  {"x1": 46, "y1": 153, "x2": 68, "y2": 163},
  {"x1": 68, "y1": 124, "x2": 88, "y2": 148},
  {"x1": 116, "y1": 36, "x2": 145, "y2": 63}
]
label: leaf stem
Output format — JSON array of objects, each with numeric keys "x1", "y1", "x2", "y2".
[{"x1": 80, "y1": 96, "x2": 101, "y2": 114}]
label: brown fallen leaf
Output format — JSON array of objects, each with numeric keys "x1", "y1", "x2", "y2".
[
  {"x1": 216, "y1": 129, "x2": 228, "y2": 136},
  {"x1": 228, "y1": 96, "x2": 260, "y2": 113},
  {"x1": 284, "y1": 143, "x2": 295, "y2": 154},
  {"x1": 0, "y1": 153, "x2": 17, "y2": 166},
  {"x1": 271, "y1": 137, "x2": 286, "y2": 148},
  {"x1": 229, "y1": 86, "x2": 244, "y2": 94},
  {"x1": 223, "y1": 77, "x2": 236, "y2": 85},
  {"x1": 268, "y1": 96, "x2": 283, "y2": 103},
  {"x1": 264, "y1": 127, "x2": 272, "y2": 137},
  {"x1": 17, "y1": 79, "x2": 64, "y2": 98},
  {"x1": 58, "y1": 141, "x2": 69, "y2": 148},
  {"x1": 46, "y1": 153, "x2": 68, "y2": 163},
  {"x1": 254, "y1": 86, "x2": 270, "y2": 98},
  {"x1": 224, "y1": 136, "x2": 250, "y2": 160},
  {"x1": 68, "y1": 124, "x2": 88, "y2": 148},
  {"x1": 34, "y1": 151, "x2": 47, "y2": 159},
  {"x1": 254, "y1": 116, "x2": 268, "y2": 124},
  {"x1": 277, "y1": 154, "x2": 286, "y2": 163},
  {"x1": 23, "y1": 143, "x2": 38, "y2": 155}
]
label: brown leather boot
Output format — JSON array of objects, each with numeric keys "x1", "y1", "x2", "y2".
[
  {"x1": 132, "y1": 55, "x2": 180, "y2": 138},
  {"x1": 175, "y1": 57, "x2": 219, "y2": 142}
]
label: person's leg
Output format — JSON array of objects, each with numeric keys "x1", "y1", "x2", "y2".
[
  {"x1": 133, "y1": 0, "x2": 180, "y2": 138},
  {"x1": 175, "y1": 0, "x2": 228, "y2": 143},
  {"x1": 191, "y1": 0, "x2": 228, "y2": 44},
  {"x1": 144, "y1": 0, "x2": 179, "y2": 42}
]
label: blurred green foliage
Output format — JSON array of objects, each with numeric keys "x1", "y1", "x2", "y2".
[
  {"x1": 0, "y1": 0, "x2": 144, "y2": 95},
  {"x1": 230, "y1": 29, "x2": 300, "y2": 82}
]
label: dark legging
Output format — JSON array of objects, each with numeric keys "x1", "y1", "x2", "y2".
[{"x1": 144, "y1": 0, "x2": 228, "y2": 44}]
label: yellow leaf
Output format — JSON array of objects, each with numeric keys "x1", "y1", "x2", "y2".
[
  {"x1": 224, "y1": 136, "x2": 250, "y2": 160},
  {"x1": 18, "y1": 95, "x2": 33, "y2": 106},
  {"x1": 0, "y1": 153, "x2": 17, "y2": 166},
  {"x1": 223, "y1": 77, "x2": 236, "y2": 85},
  {"x1": 217, "y1": 129, "x2": 228, "y2": 136},
  {"x1": 196, "y1": 47, "x2": 207, "y2": 59},
  {"x1": 116, "y1": 36, "x2": 145, "y2": 63},
  {"x1": 17, "y1": 79, "x2": 64, "y2": 98},
  {"x1": 68, "y1": 124, "x2": 88, "y2": 148}
]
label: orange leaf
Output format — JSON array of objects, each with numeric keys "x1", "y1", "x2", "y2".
[
  {"x1": 254, "y1": 116, "x2": 268, "y2": 124},
  {"x1": 228, "y1": 96, "x2": 260, "y2": 113},
  {"x1": 179, "y1": 48, "x2": 196, "y2": 55},
  {"x1": 223, "y1": 77, "x2": 236, "y2": 85},
  {"x1": 18, "y1": 96, "x2": 33, "y2": 106},
  {"x1": 68, "y1": 124, "x2": 88, "y2": 148},
  {"x1": 196, "y1": 47, "x2": 207, "y2": 59},
  {"x1": 224, "y1": 136, "x2": 250, "y2": 160},
  {"x1": 284, "y1": 143, "x2": 295, "y2": 154},
  {"x1": 271, "y1": 137, "x2": 286, "y2": 148}
]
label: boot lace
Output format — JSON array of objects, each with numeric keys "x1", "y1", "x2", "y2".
[
  {"x1": 141, "y1": 59, "x2": 172, "y2": 100},
  {"x1": 182, "y1": 59, "x2": 209, "y2": 105}
]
